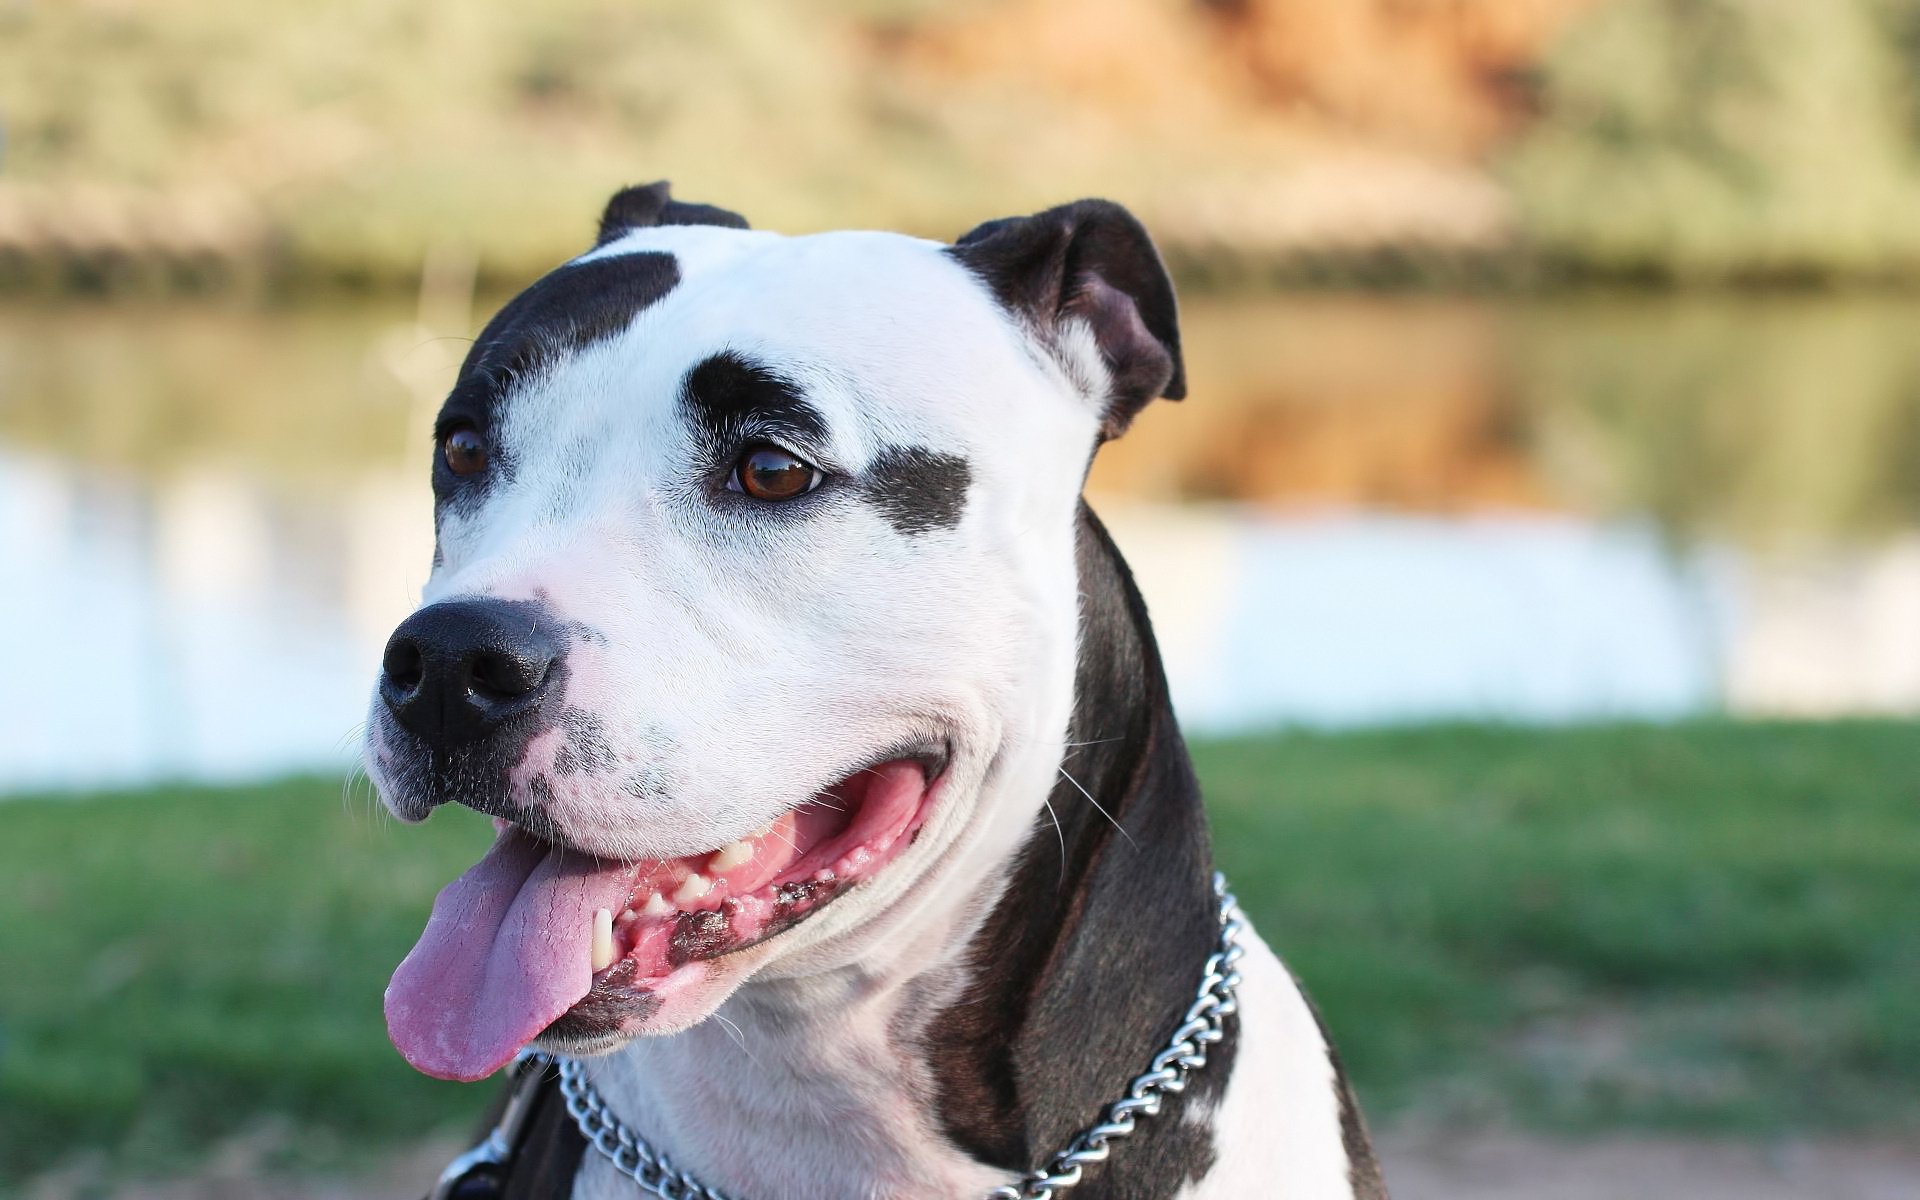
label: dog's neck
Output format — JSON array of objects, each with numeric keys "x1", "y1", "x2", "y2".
[
  {"x1": 567, "y1": 505, "x2": 1228, "y2": 1200},
  {"x1": 917, "y1": 504, "x2": 1230, "y2": 1193}
]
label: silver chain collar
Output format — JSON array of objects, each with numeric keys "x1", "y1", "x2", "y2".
[
  {"x1": 437, "y1": 874, "x2": 1244, "y2": 1200},
  {"x1": 541, "y1": 873, "x2": 1244, "y2": 1200}
]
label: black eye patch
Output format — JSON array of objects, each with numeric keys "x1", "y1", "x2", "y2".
[
  {"x1": 679, "y1": 352, "x2": 969, "y2": 535},
  {"x1": 679, "y1": 351, "x2": 829, "y2": 456},
  {"x1": 863, "y1": 446, "x2": 971, "y2": 536}
]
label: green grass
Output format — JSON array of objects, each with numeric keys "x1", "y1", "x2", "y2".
[
  {"x1": 1207, "y1": 722, "x2": 1920, "y2": 1133},
  {"x1": 3, "y1": 722, "x2": 1918, "y2": 1185},
  {"x1": 0, "y1": 780, "x2": 499, "y2": 1184}
]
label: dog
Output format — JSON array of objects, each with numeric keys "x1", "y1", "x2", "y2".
[{"x1": 365, "y1": 182, "x2": 1388, "y2": 1200}]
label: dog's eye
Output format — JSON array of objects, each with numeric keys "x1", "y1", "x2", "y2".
[
  {"x1": 730, "y1": 445, "x2": 822, "y2": 502},
  {"x1": 442, "y1": 427, "x2": 488, "y2": 477}
]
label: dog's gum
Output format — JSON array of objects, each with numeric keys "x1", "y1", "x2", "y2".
[{"x1": 667, "y1": 907, "x2": 735, "y2": 968}]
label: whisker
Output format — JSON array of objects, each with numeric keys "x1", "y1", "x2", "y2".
[
  {"x1": 1058, "y1": 766, "x2": 1134, "y2": 847},
  {"x1": 1038, "y1": 795, "x2": 1067, "y2": 881},
  {"x1": 1061, "y1": 735, "x2": 1124, "y2": 764},
  {"x1": 712, "y1": 1012, "x2": 756, "y2": 1063},
  {"x1": 759, "y1": 825, "x2": 802, "y2": 855}
]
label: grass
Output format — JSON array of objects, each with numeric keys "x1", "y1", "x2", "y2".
[
  {"x1": 1209, "y1": 722, "x2": 1920, "y2": 1133},
  {"x1": 2, "y1": 722, "x2": 1917, "y2": 1186}
]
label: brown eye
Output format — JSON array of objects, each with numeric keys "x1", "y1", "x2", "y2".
[
  {"x1": 443, "y1": 427, "x2": 488, "y2": 477},
  {"x1": 731, "y1": 445, "x2": 821, "y2": 501}
]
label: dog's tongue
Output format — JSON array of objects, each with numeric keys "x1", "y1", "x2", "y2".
[{"x1": 385, "y1": 828, "x2": 639, "y2": 1081}]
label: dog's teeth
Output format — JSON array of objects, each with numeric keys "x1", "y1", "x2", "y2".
[
  {"x1": 673, "y1": 873, "x2": 711, "y2": 904},
  {"x1": 618, "y1": 908, "x2": 638, "y2": 924},
  {"x1": 591, "y1": 908, "x2": 616, "y2": 972},
  {"x1": 709, "y1": 840, "x2": 755, "y2": 873},
  {"x1": 813, "y1": 869, "x2": 835, "y2": 884},
  {"x1": 640, "y1": 891, "x2": 672, "y2": 917}
]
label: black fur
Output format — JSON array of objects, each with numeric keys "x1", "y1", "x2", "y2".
[
  {"x1": 949, "y1": 200, "x2": 1185, "y2": 440},
  {"x1": 596, "y1": 180, "x2": 750, "y2": 246},
  {"x1": 864, "y1": 446, "x2": 972, "y2": 535},
  {"x1": 917, "y1": 505, "x2": 1233, "y2": 1198},
  {"x1": 678, "y1": 350, "x2": 829, "y2": 457},
  {"x1": 433, "y1": 251, "x2": 681, "y2": 518}
]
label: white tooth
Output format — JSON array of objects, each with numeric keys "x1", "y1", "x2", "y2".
[
  {"x1": 640, "y1": 891, "x2": 672, "y2": 917},
  {"x1": 591, "y1": 908, "x2": 616, "y2": 972},
  {"x1": 709, "y1": 839, "x2": 755, "y2": 873},
  {"x1": 672, "y1": 873, "x2": 711, "y2": 904},
  {"x1": 618, "y1": 908, "x2": 638, "y2": 924},
  {"x1": 813, "y1": 869, "x2": 835, "y2": 884}
]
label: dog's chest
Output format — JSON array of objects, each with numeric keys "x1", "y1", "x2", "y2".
[{"x1": 567, "y1": 987, "x2": 1011, "y2": 1200}]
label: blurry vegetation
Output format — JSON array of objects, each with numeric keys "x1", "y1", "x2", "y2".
[
  {"x1": 1507, "y1": 0, "x2": 1920, "y2": 283},
  {"x1": 14, "y1": 1, "x2": 1920, "y2": 291},
  {"x1": 0, "y1": 0, "x2": 1558, "y2": 293},
  {"x1": 3, "y1": 723, "x2": 1917, "y2": 1187}
]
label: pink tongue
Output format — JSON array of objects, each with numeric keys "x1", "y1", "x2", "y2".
[{"x1": 385, "y1": 829, "x2": 640, "y2": 1081}]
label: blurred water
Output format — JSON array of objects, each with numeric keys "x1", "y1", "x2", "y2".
[{"x1": 6, "y1": 293, "x2": 1920, "y2": 793}]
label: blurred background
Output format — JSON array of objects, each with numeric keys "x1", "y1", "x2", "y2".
[{"x1": 3, "y1": 1, "x2": 1919, "y2": 1197}]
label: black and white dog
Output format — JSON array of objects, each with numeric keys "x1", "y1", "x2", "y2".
[{"x1": 366, "y1": 183, "x2": 1387, "y2": 1199}]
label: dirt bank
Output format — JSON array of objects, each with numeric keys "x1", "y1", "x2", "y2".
[{"x1": 24, "y1": 1130, "x2": 1920, "y2": 1199}]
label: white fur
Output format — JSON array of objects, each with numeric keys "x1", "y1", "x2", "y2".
[{"x1": 1177, "y1": 928, "x2": 1359, "y2": 1199}]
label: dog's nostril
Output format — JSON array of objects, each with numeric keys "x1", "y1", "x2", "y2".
[
  {"x1": 380, "y1": 598, "x2": 563, "y2": 749},
  {"x1": 468, "y1": 649, "x2": 548, "y2": 701},
  {"x1": 383, "y1": 639, "x2": 425, "y2": 693}
]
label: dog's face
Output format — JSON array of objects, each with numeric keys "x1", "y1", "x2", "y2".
[{"x1": 368, "y1": 185, "x2": 1183, "y2": 1081}]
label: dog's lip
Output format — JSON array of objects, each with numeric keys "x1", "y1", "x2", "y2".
[
  {"x1": 547, "y1": 748, "x2": 948, "y2": 1026},
  {"x1": 489, "y1": 741, "x2": 950, "y2": 864},
  {"x1": 383, "y1": 741, "x2": 950, "y2": 1080}
]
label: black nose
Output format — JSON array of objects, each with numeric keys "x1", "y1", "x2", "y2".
[{"x1": 380, "y1": 599, "x2": 564, "y2": 751}]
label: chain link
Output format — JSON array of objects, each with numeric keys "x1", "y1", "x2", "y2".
[
  {"x1": 537, "y1": 1054, "x2": 734, "y2": 1200},
  {"x1": 525, "y1": 872, "x2": 1243, "y2": 1200}
]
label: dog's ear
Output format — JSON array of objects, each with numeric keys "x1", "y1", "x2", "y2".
[
  {"x1": 596, "y1": 181, "x2": 750, "y2": 247},
  {"x1": 950, "y1": 199, "x2": 1183, "y2": 440}
]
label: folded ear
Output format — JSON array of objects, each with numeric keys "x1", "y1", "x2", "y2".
[
  {"x1": 596, "y1": 181, "x2": 749, "y2": 247},
  {"x1": 950, "y1": 199, "x2": 1184, "y2": 439}
]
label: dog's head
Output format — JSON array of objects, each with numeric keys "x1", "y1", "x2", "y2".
[{"x1": 367, "y1": 183, "x2": 1184, "y2": 1081}]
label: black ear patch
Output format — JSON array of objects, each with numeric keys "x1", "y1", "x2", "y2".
[
  {"x1": 596, "y1": 181, "x2": 749, "y2": 247},
  {"x1": 949, "y1": 199, "x2": 1184, "y2": 440}
]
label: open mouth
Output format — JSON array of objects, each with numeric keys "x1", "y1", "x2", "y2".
[{"x1": 385, "y1": 754, "x2": 941, "y2": 1081}]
